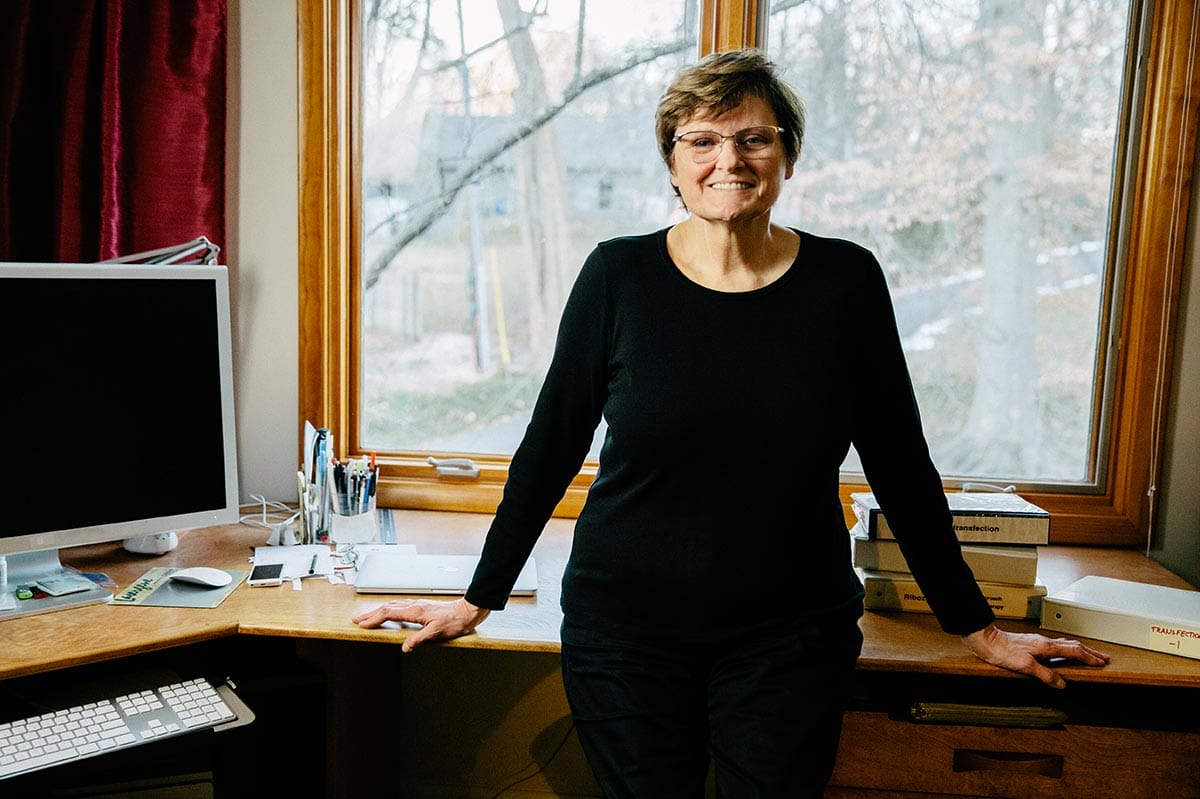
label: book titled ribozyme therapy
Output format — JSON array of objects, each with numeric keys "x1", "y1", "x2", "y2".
[{"x1": 860, "y1": 569, "x2": 1047, "y2": 619}]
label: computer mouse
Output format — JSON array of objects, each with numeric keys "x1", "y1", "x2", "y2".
[{"x1": 169, "y1": 566, "x2": 233, "y2": 588}]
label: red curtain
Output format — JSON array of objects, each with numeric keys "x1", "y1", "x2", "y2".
[{"x1": 0, "y1": 0, "x2": 226, "y2": 262}]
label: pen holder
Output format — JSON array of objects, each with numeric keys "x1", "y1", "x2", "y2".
[
  {"x1": 327, "y1": 458, "x2": 380, "y2": 544},
  {"x1": 330, "y1": 496, "x2": 378, "y2": 544}
]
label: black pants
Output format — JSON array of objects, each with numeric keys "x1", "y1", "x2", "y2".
[{"x1": 560, "y1": 604, "x2": 864, "y2": 799}]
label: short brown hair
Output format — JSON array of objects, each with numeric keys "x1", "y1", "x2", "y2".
[{"x1": 655, "y1": 49, "x2": 805, "y2": 171}]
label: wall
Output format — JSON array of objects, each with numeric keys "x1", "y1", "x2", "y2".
[
  {"x1": 226, "y1": 0, "x2": 300, "y2": 504},
  {"x1": 225, "y1": 2, "x2": 1199, "y2": 583},
  {"x1": 1151, "y1": 144, "x2": 1200, "y2": 586}
]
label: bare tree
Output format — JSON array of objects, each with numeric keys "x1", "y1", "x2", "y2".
[
  {"x1": 363, "y1": 36, "x2": 692, "y2": 291},
  {"x1": 769, "y1": 0, "x2": 1124, "y2": 479},
  {"x1": 948, "y1": 0, "x2": 1050, "y2": 476},
  {"x1": 496, "y1": 0, "x2": 571, "y2": 359}
]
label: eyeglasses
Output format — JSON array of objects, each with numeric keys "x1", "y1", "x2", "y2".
[{"x1": 672, "y1": 126, "x2": 785, "y2": 164}]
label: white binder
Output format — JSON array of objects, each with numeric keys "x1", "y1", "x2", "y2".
[{"x1": 1040, "y1": 575, "x2": 1200, "y2": 660}]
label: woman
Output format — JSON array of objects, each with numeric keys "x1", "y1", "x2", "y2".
[{"x1": 354, "y1": 49, "x2": 1109, "y2": 797}]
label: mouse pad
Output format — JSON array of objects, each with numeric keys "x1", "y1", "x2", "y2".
[{"x1": 112, "y1": 567, "x2": 246, "y2": 608}]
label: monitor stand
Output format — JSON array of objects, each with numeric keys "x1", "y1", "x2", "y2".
[{"x1": 0, "y1": 549, "x2": 113, "y2": 621}]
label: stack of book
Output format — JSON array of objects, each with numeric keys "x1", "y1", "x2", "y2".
[{"x1": 850, "y1": 491, "x2": 1050, "y2": 620}]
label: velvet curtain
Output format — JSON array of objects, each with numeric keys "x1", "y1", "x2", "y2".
[{"x1": 0, "y1": 0, "x2": 226, "y2": 262}]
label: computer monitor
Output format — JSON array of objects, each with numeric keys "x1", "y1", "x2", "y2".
[{"x1": 0, "y1": 262, "x2": 239, "y2": 619}]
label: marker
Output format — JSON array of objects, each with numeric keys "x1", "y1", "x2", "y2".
[{"x1": 308, "y1": 553, "x2": 318, "y2": 575}]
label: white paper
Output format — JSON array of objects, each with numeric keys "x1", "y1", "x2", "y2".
[{"x1": 253, "y1": 545, "x2": 335, "y2": 579}]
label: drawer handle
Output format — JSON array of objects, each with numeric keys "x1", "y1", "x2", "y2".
[{"x1": 953, "y1": 749, "x2": 1064, "y2": 777}]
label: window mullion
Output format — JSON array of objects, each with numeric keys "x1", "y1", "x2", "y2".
[{"x1": 700, "y1": 0, "x2": 767, "y2": 53}]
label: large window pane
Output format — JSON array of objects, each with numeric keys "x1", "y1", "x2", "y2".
[
  {"x1": 769, "y1": 0, "x2": 1131, "y2": 484},
  {"x1": 360, "y1": 0, "x2": 697, "y2": 456}
]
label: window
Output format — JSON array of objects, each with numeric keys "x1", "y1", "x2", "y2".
[
  {"x1": 358, "y1": 0, "x2": 697, "y2": 458},
  {"x1": 300, "y1": 0, "x2": 1198, "y2": 544},
  {"x1": 766, "y1": 1, "x2": 1131, "y2": 484}
]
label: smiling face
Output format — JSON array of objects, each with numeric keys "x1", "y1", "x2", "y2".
[{"x1": 668, "y1": 95, "x2": 793, "y2": 227}]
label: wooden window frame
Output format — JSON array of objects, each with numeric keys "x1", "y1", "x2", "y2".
[{"x1": 298, "y1": 0, "x2": 1199, "y2": 545}]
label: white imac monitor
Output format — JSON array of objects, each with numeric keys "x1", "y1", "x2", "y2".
[{"x1": 0, "y1": 262, "x2": 239, "y2": 619}]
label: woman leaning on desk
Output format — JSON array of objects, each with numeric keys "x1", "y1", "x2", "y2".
[{"x1": 354, "y1": 49, "x2": 1110, "y2": 798}]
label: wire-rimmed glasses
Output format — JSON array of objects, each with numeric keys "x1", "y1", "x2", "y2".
[{"x1": 672, "y1": 126, "x2": 785, "y2": 164}]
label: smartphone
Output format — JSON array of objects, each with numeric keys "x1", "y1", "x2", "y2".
[{"x1": 247, "y1": 562, "x2": 285, "y2": 586}]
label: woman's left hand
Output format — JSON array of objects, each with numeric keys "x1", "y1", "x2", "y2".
[{"x1": 961, "y1": 623, "x2": 1111, "y2": 688}]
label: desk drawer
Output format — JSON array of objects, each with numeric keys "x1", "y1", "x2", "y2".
[{"x1": 830, "y1": 710, "x2": 1200, "y2": 798}]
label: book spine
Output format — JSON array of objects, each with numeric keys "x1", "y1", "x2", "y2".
[
  {"x1": 863, "y1": 572, "x2": 1046, "y2": 619},
  {"x1": 959, "y1": 545, "x2": 1039, "y2": 586},
  {"x1": 851, "y1": 539, "x2": 911, "y2": 574},
  {"x1": 875, "y1": 513, "x2": 1049, "y2": 545},
  {"x1": 853, "y1": 539, "x2": 1040, "y2": 586}
]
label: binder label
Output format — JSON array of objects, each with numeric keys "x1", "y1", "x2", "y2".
[{"x1": 1148, "y1": 625, "x2": 1200, "y2": 658}]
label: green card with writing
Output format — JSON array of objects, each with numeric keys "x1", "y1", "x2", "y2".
[{"x1": 113, "y1": 568, "x2": 246, "y2": 609}]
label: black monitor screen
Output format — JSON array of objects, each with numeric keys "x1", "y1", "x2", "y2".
[{"x1": 0, "y1": 272, "x2": 233, "y2": 542}]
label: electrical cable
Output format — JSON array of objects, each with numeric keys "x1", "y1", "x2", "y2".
[
  {"x1": 484, "y1": 720, "x2": 577, "y2": 799},
  {"x1": 238, "y1": 494, "x2": 299, "y2": 529}
]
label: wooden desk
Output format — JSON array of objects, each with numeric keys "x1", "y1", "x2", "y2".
[
  {"x1": 3, "y1": 510, "x2": 1199, "y2": 797},
  {"x1": 6, "y1": 509, "x2": 1199, "y2": 685},
  {"x1": 3, "y1": 511, "x2": 568, "y2": 681}
]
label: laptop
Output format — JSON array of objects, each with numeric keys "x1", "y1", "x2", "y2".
[{"x1": 354, "y1": 552, "x2": 538, "y2": 596}]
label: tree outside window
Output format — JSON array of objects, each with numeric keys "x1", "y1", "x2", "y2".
[{"x1": 360, "y1": 0, "x2": 1131, "y2": 487}]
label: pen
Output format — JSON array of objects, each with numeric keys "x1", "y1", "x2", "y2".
[{"x1": 308, "y1": 553, "x2": 318, "y2": 575}]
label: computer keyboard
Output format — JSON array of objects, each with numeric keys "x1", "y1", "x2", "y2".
[{"x1": 0, "y1": 677, "x2": 240, "y2": 780}]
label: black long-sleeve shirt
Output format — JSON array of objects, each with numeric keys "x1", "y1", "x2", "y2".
[{"x1": 466, "y1": 228, "x2": 995, "y2": 640}]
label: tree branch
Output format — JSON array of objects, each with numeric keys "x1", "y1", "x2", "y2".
[{"x1": 365, "y1": 36, "x2": 692, "y2": 290}]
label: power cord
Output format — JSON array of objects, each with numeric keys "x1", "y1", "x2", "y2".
[
  {"x1": 484, "y1": 720, "x2": 577, "y2": 799},
  {"x1": 238, "y1": 494, "x2": 299, "y2": 530}
]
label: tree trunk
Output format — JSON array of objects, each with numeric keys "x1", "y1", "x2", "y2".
[
  {"x1": 956, "y1": 0, "x2": 1049, "y2": 477},
  {"x1": 497, "y1": 0, "x2": 572, "y2": 367}
]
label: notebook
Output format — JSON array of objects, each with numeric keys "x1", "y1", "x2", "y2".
[{"x1": 354, "y1": 552, "x2": 538, "y2": 596}]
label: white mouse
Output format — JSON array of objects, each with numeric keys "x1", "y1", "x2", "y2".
[{"x1": 169, "y1": 566, "x2": 233, "y2": 588}]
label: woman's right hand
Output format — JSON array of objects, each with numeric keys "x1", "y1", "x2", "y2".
[{"x1": 352, "y1": 597, "x2": 491, "y2": 652}]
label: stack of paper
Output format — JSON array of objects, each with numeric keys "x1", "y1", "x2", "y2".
[{"x1": 252, "y1": 545, "x2": 335, "y2": 580}]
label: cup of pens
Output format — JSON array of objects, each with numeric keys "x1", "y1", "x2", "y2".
[{"x1": 328, "y1": 456, "x2": 379, "y2": 544}]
